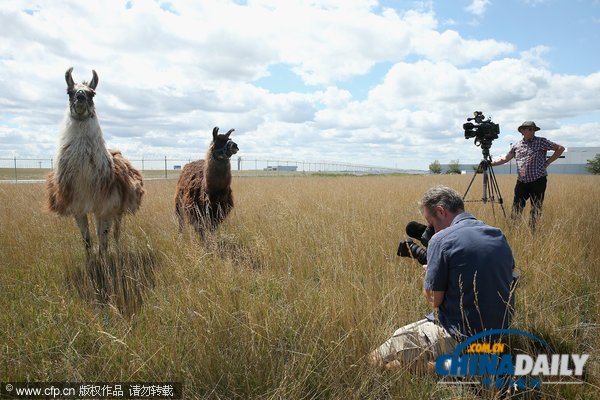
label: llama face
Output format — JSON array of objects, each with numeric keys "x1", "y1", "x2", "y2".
[
  {"x1": 211, "y1": 127, "x2": 239, "y2": 161},
  {"x1": 213, "y1": 137, "x2": 239, "y2": 161},
  {"x1": 225, "y1": 140, "x2": 239, "y2": 157},
  {"x1": 65, "y1": 67, "x2": 98, "y2": 120},
  {"x1": 68, "y1": 85, "x2": 96, "y2": 119}
]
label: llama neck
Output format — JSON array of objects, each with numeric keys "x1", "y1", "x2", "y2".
[
  {"x1": 58, "y1": 109, "x2": 106, "y2": 150},
  {"x1": 55, "y1": 109, "x2": 112, "y2": 180},
  {"x1": 204, "y1": 157, "x2": 232, "y2": 191}
]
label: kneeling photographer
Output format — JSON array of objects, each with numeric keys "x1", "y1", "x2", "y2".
[{"x1": 370, "y1": 186, "x2": 516, "y2": 371}]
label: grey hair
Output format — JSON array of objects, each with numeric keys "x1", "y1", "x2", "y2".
[{"x1": 419, "y1": 185, "x2": 465, "y2": 214}]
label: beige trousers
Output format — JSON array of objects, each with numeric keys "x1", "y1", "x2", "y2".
[{"x1": 371, "y1": 319, "x2": 458, "y2": 369}]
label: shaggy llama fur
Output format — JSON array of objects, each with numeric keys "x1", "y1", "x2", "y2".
[
  {"x1": 174, "y1": 127, "x2": 238, "y2": 237},
  {"x1": 46, "y1": 67, "x2": 144, "y2": 256}
]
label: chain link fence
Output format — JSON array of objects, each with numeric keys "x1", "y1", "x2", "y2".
[{"x1": 0, "y1": 157, "x2": 409, "y2": 183}]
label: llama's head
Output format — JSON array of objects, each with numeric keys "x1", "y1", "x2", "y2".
[
  {"x1": 65, "y1": 67, "x2": 98, "y2": 120},
  {"x1": 211, "y1": 127, "x2": 239, "y2": 161}
]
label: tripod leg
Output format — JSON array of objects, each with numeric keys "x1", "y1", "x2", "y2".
[
  {"x1": 482, "y1": 168, "x2": 498, "y2": 218},
  {"x1": 482, "y1": 169, "x2": 489, "y2": 203},
  {"x1": 488, "y1": 165, "x2": 507, "y2": 219},
  {"x1": 462, "y1": 158, "x2": 507, "y2": 222},
  {"x1": 463, "y1": 167, "x2": 480, "y2": 200}
]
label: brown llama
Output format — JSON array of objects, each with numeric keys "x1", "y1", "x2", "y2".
[
  {"x1": 175, "y1": 127, "x2": 239, "y2": 237},
  {"x1": 46, "y1": 67, "x2": 144, "y2": 257}
]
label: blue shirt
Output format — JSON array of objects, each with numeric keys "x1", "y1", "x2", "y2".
[{"x1": 424, "y1": 212, "x2": 514, "y2": 338}]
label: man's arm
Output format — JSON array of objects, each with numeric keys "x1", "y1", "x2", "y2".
[
  {"x1": 545, "y1": 143, "x2": 565, "y2": 167},
  {"x1": 490, "y1": 151, "x2": 514, "y2": 167},
  {"x1": 423, "y1": 288, "x2": 445, "y2": 308},
  {"x1": 423, "y1": 237, "x2": 447, "y2": 309}
]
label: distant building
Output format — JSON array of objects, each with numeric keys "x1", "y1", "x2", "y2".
[
  {"x1": 173, "y1": 165, "x2": 181, "y2": 170},
  {"x1": 439, "y1": 146, "x2": 600, "y2": 175},
  {"x1": 547, "y1": 147, "x2": 600, "y2": 174},
  {"x1": 263, "y1": 165, "x2": 298, "y2": 171}
]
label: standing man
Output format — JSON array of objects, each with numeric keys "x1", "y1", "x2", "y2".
[
  {"x1": 491, "y1": 121, "x2": 565, "y2": 229},
  {"x1": 370, "y1": 186, "x2": 515, "y2": 370}
]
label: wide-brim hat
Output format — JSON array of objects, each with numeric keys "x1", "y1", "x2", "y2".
[{"x1": 518, "y1": 121, "x2": 540, "y2": 133}]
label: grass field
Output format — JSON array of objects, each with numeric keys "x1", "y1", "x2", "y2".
[
  {"x1": 0, "y1": 168, "x2": 181, "y2": 181},
  {"x1": 0, "y1": 174, "x2": 598, "y2": 399},
  {"x1": 0, "y1": 168, "x2": 365, "y2": 182}
]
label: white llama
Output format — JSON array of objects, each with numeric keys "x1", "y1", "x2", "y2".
[{"x1": 46, "y1": 67, "x2": 144, "y2": 256}]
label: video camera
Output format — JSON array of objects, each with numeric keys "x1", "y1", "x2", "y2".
[
  {"x1": 397, "y1": 221, "x2": 434, "y2": 265},
  {"x1": 463, "y1": 111, "x2": 500, "y2": 151}
]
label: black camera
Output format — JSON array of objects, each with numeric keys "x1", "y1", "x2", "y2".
[
  {"x1": 463, "y1": 111, "x2": 499, "y2": 148},
  {"x1": 397, "y1": 221, "x2": 434, "y2": 265}
]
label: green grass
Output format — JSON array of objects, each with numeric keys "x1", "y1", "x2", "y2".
[{"x1": 0, "y1": 175, "x2": 598, "y2": 399}]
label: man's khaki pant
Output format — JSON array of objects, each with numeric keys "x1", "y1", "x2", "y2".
[{"x1": 370, "y1": 319, "x2": 458, "y2": 369}]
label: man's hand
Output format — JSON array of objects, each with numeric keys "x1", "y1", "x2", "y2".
[
  {"x1": 397, "y1": 238, "x2": 416, "y2": 257},
  {"x1": 397, "y1": 238, "x2": 428, "y2": 265}
]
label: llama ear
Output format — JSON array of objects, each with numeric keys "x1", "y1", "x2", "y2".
[
  {"x1": 212, "y1": 127, "x2": 219, "y2": 140},
  {"x1": 65, "y1": 67, "x2": 75, "y2": 90},
  {"x1": 225, "y1": 129, "x2": 235, "y2": 138},
  {"x1": 89, "y1": 70, "x2": 99, "y2": 90}
]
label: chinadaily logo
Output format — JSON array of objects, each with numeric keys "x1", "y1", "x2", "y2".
[{"x1": 435, "y1": 329, "x2": 589, "y2": 390}]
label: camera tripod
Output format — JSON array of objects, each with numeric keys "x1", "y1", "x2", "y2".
[{"x1": 463, "y1": 147, "x2": 507, "y2": 219}]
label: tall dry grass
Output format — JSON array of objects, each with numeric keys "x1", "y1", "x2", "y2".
[{"x1": 0, "y1": 174, "x2": 598, "y2": 399}]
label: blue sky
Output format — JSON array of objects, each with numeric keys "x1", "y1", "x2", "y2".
[
  {"x1": 436, "y1": 0, "x2": 599, "y2": 75},
  {"x1": 1, "y1": 0, "x2": 599, "y2": 169}
]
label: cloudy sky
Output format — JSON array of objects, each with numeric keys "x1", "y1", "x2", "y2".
[{"x1": 1, "y1": 0, "x2": 599, "y2": 170}]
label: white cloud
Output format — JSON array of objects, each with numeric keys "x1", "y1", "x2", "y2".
[
  {"x1": 465, "y1": 0, "x2": 491, "y2": 17},
  {"x1": 520, "y1": 45, "x2": 551, "y2": 68},
  {"x1": 0, "y1": 0, "x2": 598, "y2": 168}
]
